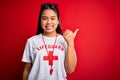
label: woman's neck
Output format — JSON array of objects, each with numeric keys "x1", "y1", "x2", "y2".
[{"x1": 43, "y1": 32, "x2": 57, "y2": 37}]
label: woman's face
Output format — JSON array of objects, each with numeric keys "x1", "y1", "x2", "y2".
[{"x1": 41, "y1": 9, "x2": 59, "y2": 35}]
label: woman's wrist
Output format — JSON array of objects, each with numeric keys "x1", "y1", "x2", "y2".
[{"x1": 67, "y1": 42, "x2": 74, "y2": 47}]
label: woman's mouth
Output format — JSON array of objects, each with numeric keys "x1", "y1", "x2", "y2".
[{"x1": 46, "y1": 25, "x2": 53, "y2": 30}]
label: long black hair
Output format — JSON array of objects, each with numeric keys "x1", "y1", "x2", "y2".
[{"x1": 36, "y1": 3, "x2": 62, "y2": 35}]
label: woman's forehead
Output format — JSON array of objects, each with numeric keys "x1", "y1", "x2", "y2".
[{"x1": 41, "y1": 9, "x2": 57, "y2": 16}]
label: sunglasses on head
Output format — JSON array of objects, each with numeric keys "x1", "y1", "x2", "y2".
[{"x1": 41, "y1": 4, "x2": 58, "y2": 8}]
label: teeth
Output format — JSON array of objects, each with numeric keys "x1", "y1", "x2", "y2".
[{"x1": 46, "y1": 25, "x2": 52, "y2": 29}]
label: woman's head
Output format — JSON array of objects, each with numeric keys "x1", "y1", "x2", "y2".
[{"x1": 36, "y1": 3, "x2": 62, "y2": 35}]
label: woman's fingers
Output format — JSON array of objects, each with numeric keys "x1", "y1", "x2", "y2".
[
  {"x1": 63, "y1": 29, "x2": 79, "y2": 40},
  {"x1": 73, "y1": 29, "x2": 79, "y2": 36}
]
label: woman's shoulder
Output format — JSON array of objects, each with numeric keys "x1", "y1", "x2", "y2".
[
  {"x1": 58, "y1": 34, "x2": 66, "y2": 42},
  {"x1": 27, "y1": 34, "x2": 42, "y2": 42}
]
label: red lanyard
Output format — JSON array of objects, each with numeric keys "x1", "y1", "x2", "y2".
[{"x1": 42, "y1": 34, "x2": 57, "y2": 75}]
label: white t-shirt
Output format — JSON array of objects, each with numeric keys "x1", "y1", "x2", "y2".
[{"x1": 22, "y1": 34, "x2": 67, "y2": 80}]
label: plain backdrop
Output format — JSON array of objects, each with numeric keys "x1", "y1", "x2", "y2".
[{"x1": 0, "y1": 0, "x2": 120, "y2": 80}]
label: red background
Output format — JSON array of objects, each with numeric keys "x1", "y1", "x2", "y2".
[{"x1": 0, "y1": 0, "x2": 120, "y2": 80}]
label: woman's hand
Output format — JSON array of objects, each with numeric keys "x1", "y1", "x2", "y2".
[
  {"x1": 63, "y1": 29, "x2": 79, "y2": 73},
  {"x1": 63, "y1": 29, "x2": 79, "y2": 46}
]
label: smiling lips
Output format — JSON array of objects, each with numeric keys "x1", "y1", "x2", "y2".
[{"x1": 46, "y1": 25, "x2": 53, "y2": 30}]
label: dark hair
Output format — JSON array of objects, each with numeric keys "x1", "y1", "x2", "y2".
[{"x1": 36, "y1": 3, "x2": 62, "y2": 35}]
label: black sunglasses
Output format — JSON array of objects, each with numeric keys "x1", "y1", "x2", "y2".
[{"x1": 41, "y1": 4, "x2": 58, "y2": 8}]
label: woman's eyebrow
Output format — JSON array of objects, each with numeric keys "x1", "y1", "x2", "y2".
[
  {"x1": 51, "y1": 16, "x2": 57, "y2": 18},
  {"x1": 41, "y1": 16, "x2": 47, "y2": 18},
  {"x1": 41, "y1": 16, "x2": 57, "y2": 18},
  {"x1": 42, "y1": 15, "x2": 57, "y2": 17}
]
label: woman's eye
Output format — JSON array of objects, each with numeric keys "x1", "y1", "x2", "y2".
[
  {"x1": 41, "y1": 17, "x2": 47, "y2": 20},
  {"x1": 51, "y1": 17, "x2": 56, "y2": 20}
]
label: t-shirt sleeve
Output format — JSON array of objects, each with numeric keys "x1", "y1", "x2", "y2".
[{"x1": 22, "y1": 39, "x2": 32, "y2": 63}]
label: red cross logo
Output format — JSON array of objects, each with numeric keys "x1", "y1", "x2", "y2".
[{"x1": 43, "y1": 51, "x2": 58, "y2": 65}]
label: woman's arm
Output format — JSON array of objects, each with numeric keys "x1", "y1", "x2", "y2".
[
  {"x1": 22, "y1": 63, "x2": 32, "y2": 80},
  {"x1": 65, "y1": 42, "x2": 77, "y2": 73},
  {"x1": 63, "y1": 29, "x2": 79, "y2": 73}
]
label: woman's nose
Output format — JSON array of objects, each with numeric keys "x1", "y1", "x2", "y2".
[{"x1": 47, "y1": 19, "x2": 52, "y2": 24}]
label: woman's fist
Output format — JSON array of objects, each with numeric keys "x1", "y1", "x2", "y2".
[{"x1": 63, "y1": 29, "x2": 79, "y2": 45}]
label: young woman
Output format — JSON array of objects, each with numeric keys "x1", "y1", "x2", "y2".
[{"x1": 22, "y1": 3, "x2": 79, "y2": 80}]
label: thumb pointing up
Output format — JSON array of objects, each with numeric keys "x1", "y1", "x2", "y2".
[{"x1": 73, "y1": 29, "x2": 79, "y2": 37}]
